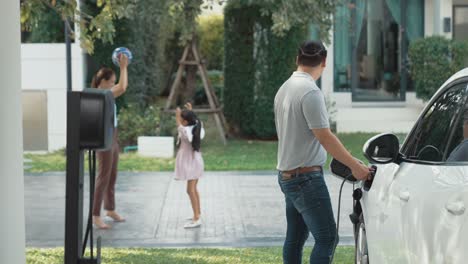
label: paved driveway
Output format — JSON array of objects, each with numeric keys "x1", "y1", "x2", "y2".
[{"x1": 25, "y1": 171, "x2": 355, "y2": 248}]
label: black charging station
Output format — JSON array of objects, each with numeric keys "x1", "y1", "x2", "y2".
[{"x1": 65, "y1": 89, "x2": 115, "y2": 264}]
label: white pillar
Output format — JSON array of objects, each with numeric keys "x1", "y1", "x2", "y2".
[
  {"x1": 0, "y1": 1, "x2": 26, "y2": 264},
  {"x1": 434, "y1": 0, "x2": 441, "y2": 34}
]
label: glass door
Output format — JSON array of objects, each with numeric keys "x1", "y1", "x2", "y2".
[
  {"x1": 351, "y1": 0, "x2": 403, "y2": 101},
  {"x1": 333, "y1": 0, "x2": 423, "y2": 99},
  {"x1": 349, "y1": 0, "x2": 424, "y2": 101}
]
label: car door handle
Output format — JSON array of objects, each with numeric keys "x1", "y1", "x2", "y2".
[
  {"x1": 399, "y1": 191, "x2": 410, "y2": 202},
  {"x1": 445, "y1": 201, "x2": 465, "y2": 216}
]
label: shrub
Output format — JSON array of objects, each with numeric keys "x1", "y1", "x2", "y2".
[
  {"x1": 117, "y1": 104, "x2": 175, "y2": 147},
  {"x1": 197, "y1": 15, "x2": 224, "y2": 70},
  {"x1": 409, "y1": 36, "x2": 468, "y2": 101}
]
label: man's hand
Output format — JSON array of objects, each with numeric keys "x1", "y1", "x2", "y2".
[
  {"x1": 184, "y1": 102, "x2": 193, "y2": 110},
  {"x1": 351, "y1": 162, "x2": 372, "y2": 181},
  {"x1": 312, "y1": 128, "x2": 372, "y2": 181}
]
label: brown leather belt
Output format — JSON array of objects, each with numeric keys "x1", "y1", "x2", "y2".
[{"x1": 280, "y1": 166, "x2": 322, "y2": 180}]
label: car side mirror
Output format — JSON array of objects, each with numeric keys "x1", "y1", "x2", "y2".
[{"x1": 363, "y1": 133, "x2": 400, "y2": 164}]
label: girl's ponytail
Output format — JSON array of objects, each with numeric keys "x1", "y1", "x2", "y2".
[{"x1": 191, "y1": 118, "x2": 202, "y2": 152}]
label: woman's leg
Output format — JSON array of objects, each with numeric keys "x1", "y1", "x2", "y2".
[
  {"x1": 186, "y1": 180, "x2": 200, "y2": 221},
  {"x1": 105, "y1": 143, "x2": 125, "y2": 222},
  {"x1": 93, "y1": 150, "x2": 112, "y2": 229}
]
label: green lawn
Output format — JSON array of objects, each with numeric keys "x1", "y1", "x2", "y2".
[
  {"x1": 27, "y1": 247, "x2": 355, "y2": 264},
  {"x1": 24, "y1": 133, "x2": 407, "y2": 173}
]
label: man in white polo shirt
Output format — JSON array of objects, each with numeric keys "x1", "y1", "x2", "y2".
[{"x1": 274, "y1": 41, "x2": 371, "y2": 264}]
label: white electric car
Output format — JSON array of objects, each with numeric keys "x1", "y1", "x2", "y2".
[{"x1": 333, "y1": 68, "x2": 468, "y2": 264}]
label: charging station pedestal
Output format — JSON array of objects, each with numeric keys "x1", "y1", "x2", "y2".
[{"x1": 65, "y1": 89, "x2": 115, "y2": 264}]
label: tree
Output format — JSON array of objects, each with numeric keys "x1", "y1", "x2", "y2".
[
  {"x1": 166, "y1": 0, "x2": 337, "y2": 105},
  {"x1": 229, "y1": 0, "x2": 336, "y2": 43},
  {"x1": 197, "y1": 15, "x2": 224, "y2": 70},
  {"x1": 80, "y1": 0, "x2": 178, "y2": 104},
  {"x1": 166, "y1": 0, "x2": 216, "y2": 102},
  {"x1": 168, "y1": 0, "x2": 337, "y2": 45},
  {"x1": 21, "y1": 0, "x2": 136, "y2": 53},
  {"x1": 263, "y1": 0, "x2": 337, "y2": 42},
  {"x1": 21, "y1": 0, "x2": 337, "y2": 53}
]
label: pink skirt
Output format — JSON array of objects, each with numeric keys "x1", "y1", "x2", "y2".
[{"x1": 174, "y1": 149, "x2": 204, "y2": 180}]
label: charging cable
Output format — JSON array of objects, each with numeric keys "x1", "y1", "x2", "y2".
[
  {"x1": 82, "y1": 150, "x2": 96, "y2": 258},
  {"x1": 329, "y1": 173, "x2": 354, "y2": 264},
  {"x1": 329, "y1": 166, "x2": 376, "y2": 264}
]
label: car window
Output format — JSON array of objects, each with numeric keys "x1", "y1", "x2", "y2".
[
  {"x1": 403, "y1": 82, "x2": 468, "y2": 162},
  {"x1": 446, "y1": 95, "x2": 468, "y2": 162}
]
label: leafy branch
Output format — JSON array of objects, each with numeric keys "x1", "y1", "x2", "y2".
[
  {"x1": 167, "y1": 0, "x2": 337, "y2": 45},
  {"x1": 21, "y1": 0, "x2": 337, "y2": 53},
  {"x1": 21, "y1": 0, "x2": 136, "y2": 53}
]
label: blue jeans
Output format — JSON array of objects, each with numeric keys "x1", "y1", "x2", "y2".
[{"x1": 278, "y1": 170, "x2": 338, "y2": 264}]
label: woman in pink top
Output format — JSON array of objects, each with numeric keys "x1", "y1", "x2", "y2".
[{"x1": 175, "y1": 103, "x2": 205, "y2": 228}]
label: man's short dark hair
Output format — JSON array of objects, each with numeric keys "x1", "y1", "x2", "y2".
[{"x1": 297, "y1": 41, "x2": 327, "y2": 67}]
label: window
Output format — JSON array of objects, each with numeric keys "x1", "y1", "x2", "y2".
[
  {"x1": 446, "y1": 89, "x2": 468, "y2": 162},
  {"x1": 333, "y1": 0, "x2": 424, "y2": 95},
  {"x1": 454, "y1": 5, "x2": 468, "y2": 42},
  {"x1": 23, "y1": 91, "x2": 48, "y2": 151},
  {"x1": 403, "y1": 82, "x2": 468, "y2": 162}
]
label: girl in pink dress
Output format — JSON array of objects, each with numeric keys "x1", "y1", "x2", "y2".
[{"x1": 175, "y1": 103, "x2": 205, "y2": 228}]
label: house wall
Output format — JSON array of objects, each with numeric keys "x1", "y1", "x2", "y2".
[
  {"x1": 425, "y1": 0, "x2": 453, "y2": 38},
  {"x1": 21, "y1": 43, "x2": 84, "y2": 151}
]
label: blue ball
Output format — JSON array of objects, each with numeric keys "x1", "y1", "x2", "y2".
[{"x1": 112, "y1": 47, "x2": 133, "y2": 66}]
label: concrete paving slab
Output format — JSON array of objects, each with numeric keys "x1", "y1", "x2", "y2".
[{"x1": 24, "y1": 171, "x2": 356, "y2": 248}]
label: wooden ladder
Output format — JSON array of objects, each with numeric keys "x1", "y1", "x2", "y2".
[{"x1": 164, "y1": 39, "x2": 227, "y2": 145}]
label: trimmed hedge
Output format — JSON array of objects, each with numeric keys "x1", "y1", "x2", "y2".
[
  {"x1": 224, "y1": 4, "x2": 258, "y2": 136},
  {"x1": 409, "y1": 36, "x2": 468, "y2": 101},
  {"x1": 253, "y1": 15, "x2": 306, "y2": 138},
  {"x1": 224, "y1": 4, "x2": 306, "y2": 138}
]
